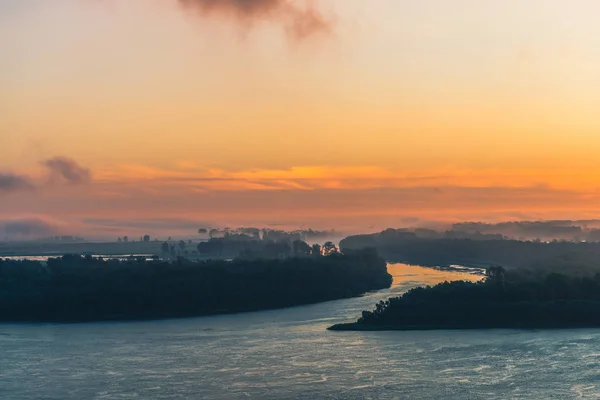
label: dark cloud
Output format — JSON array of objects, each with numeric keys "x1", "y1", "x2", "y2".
[
  {"x1": 177, "y1": 0, "x2": 331, "y2": 40},
  {"x1": 1, "y1": 217, "x2": 60, "y2": 237},
  {"x1": 0, "y1": 173, "x2": 34, "y2": 193},
  {"x1": 42, "y1": 157, "x2": 91, "y2": 185}
]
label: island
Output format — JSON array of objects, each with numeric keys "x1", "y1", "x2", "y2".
[
  {"x1": 0, "y1": 248, "x2": 392, "y2": 323},
  {"x1": 329, "y1": 267, "x2": 600, "y2": 331}
]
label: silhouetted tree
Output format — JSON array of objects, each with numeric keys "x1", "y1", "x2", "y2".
[
  {"x1": 312, "y1": 244, "x2": 322, "y2": 257},
  {"x1": 143, "y1": 235, "x2": 150, "y2": 243},
  {"x1": 293, "y1": 240, "x2": 311, "y2": 256},
  {"x1": 161, "y1": 242, "x2": 169, "y2": 254},
  {"x1": 333, "y1": 268, "x2": 600, "y2": 331},
  {"x1": 323, "y1": 241, "x2": 339, "y2": 256},
  {"x1": 486, "y1": 265, "x2": 506, "y2": 287}
]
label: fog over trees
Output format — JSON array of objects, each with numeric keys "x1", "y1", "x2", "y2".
[{"x1": 341, "y1": 229, "x2": 600, "y2": 275}]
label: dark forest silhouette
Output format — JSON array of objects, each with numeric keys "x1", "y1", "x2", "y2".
[
  {"x1": 0, "y1": 248, "x2": 391, "y2": 323},
  {"x1": 330, "y1": 267, "x2": 600, "y2": 331},
  {"x1": 341, "y1": 230, "x2": 600, "y2": 275}
]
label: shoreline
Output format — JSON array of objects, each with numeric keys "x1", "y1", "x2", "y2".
[{"x1": 328, "y1": 322, "x2": 600, "y2": 332}]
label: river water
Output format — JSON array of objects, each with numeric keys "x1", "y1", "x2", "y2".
[{"x1": 1, "y1": 264, "x2": 599, "y2": 399}]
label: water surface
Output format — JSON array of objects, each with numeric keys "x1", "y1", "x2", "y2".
[{"x1": 1, "y1": 264, "x2": 599, "y2": 399}]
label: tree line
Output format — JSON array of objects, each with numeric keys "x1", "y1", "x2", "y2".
[
  {"x1": 341, "y1": 231, "x2": 600, "y2": 275},
  {"x1": 195, "y1": 237, "x2": 339, "y2": 260},
  {"x1": 0, "y1": 248, "x2": 391, "y2": 322},
  {"x1": 330, "y1": 267, "x2": 600, "y2": 331}
]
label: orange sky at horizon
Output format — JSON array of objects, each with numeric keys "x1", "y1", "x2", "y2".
[{"x1": 3, "y1": 0, "x2": 600, "y2": 238}]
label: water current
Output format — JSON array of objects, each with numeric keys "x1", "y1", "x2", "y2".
[{"x1": 1, "y1": 264, "x2": 599, "y2": 399}]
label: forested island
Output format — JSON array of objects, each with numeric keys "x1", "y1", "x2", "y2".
[
  {"x1": 329, "y1": 267, "x2": 600, "y2": 331},
  {"x1": 0, "y1": 248, "x2": 392, "y2": 323}
]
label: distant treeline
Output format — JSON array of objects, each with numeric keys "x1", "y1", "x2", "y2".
[
  {"x1": 195, "y1": 237, "x2": 339, "y2": 259},
  {"x1": 341, "y1": 230, "x2": 600, "y2": 274},
  {"x1": 330, "y1": 267, "x2": 600, "y2": 331},
  {"x1": 198, "y1": 227, "x2": 336, "y2": 242},
  {"x1": 360, "y1": 220, "x2": 600, "y2": 242},
  {"x1": 0, "y1": 248, "x2": 391, "y2": 323},
  {"x1": 451, "y1": 220, "x2": 600, "y2": 242}
]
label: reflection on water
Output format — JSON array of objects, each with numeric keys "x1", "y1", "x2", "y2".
[
  {"x1": 388, "y1": 263, "x2": 482, "y2": 286},
  {"x1": 1, "y1": 254, "x2": 158, "y2": 262},
  {"x1": 0, "y1": 264, "x2": 598, "y2": 400}
]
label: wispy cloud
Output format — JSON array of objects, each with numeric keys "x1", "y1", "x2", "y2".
[
  {"x1": 0, "y1": 173, "x2": 34, "y2": 193},
  {"x1": 1, "y1": 156, "x2": 91, "y2": 196},
  {"x1": 94, "y1": 164, "x2": 600, "y2": 192},
  {"x1": 42, "y1": 157, "x2": 91, "y2": 185},
  {"x1": 0, "y1": 216, "x2": 63, "y2": 238},
  {"x1": 7, "y1": 162, "x2": 600, "y2": 238},
  {"x1": 177, "y1": 0, "x2": 332, "y2": 41}
]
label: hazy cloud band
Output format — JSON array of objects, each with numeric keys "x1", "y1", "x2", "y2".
[{"x1": 177, "y1": 0, "x2": 331, "y2": 40}]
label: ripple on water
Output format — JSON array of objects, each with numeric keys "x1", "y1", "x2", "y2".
[{"x1": 1, "y1": 264, "x2": 600, "y2": 399}]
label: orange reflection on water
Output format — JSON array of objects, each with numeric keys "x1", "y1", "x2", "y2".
[{"x1": 387, "y1": 263, "x2": 483, "y2": 287}]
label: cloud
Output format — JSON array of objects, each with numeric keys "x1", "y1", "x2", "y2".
[
  {"x1": 42, "y1": 157, "x2": 91, "y2": 185},
  {"x1": 0, "y1": 173, "x2": 34, "y2": 193},
  {"x1": 95, "y1": 163, "x2": 600, "y2": 194},
  {"x1": 177, "y1": 0, "x2": 332, "y2": 40},
  {"x1": 83, "y1": 217, "x2": 214, "y2": 231},
  {"x1": 8, "y1": 161, "x2": 600, "y2": 238},
  {"x1": 1, "y1": 216, "x2": 62, "y2": 237}
]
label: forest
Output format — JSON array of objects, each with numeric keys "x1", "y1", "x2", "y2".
[
  {"x1": 340, "y1": 229, "x2": 600, "y2": 275},
  {"x1": 0, "y1": 248, "x2": 392, "y2": 322},
  {"x1": 329, "y1": 267, "x2": 600, "y2": 331}
]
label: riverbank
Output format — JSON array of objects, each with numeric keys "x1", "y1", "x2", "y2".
[
  {"x1": 328, "y1": 321, "x2": 600, "y2": 331},
  {"x1": 328, "y1": 271, "x2": 600, "y2": 332}
]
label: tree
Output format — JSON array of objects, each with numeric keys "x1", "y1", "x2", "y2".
[
  {"x1": 292, "y1": 240, "x2": 311, "y2": 256},
  {"x1": 143, "y1": 235, "x2": 151, "y2": 243},
  {"x1": 198, "y1": 228, "x2": 208, "y2": 235},
  {"x1": 264, "y1": 241, "x2": 291, "y2": 259},
  {"x1": 323, "y1": 241, "x2": 339, "y2": 256},
  {"x1": 123, "y1": 236, "x2": 129, "y2": 243},
  {"x1": 486, "y1": 265, "x2": 506, "y2": 287},
  {"x1": 178, "y1": 240, "x2": 186, "y2": 251},
  {"x1": 117, "y1": 237, "x2": 122, "y2": 243},
  {"x1": 161, "y1": 242, "x2": 169, "y2": 254},
  {"x1": 312, "y1": 244, "x2": 322, "y2": 257}
]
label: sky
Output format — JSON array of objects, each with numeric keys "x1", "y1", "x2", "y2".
[{"x1": 2, "y1": 0, "x2": 600, "y2": 239}]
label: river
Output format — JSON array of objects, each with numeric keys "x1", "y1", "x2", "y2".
[{"x1": 1, "y1": 264, "x2": 599, "y2": 399}]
